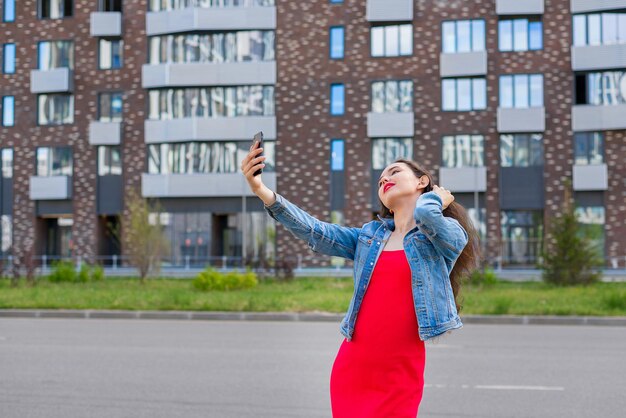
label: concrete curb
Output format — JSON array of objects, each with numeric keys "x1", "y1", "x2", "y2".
[{"x1": 1, "y1": 309, "x2": 625, "y2": 326}]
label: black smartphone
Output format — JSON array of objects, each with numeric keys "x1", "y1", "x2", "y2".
[{"x1": 253, "y1": 131, "x2": 264, "y2": 176}]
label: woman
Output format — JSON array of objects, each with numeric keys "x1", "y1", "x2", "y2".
[{"x1": 241, "y1": 141, "x2": 481, "y2": 417}]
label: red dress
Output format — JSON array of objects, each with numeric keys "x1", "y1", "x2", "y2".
[{"x1": 330, "y1": 250, "x2": 426, "y2": 418}]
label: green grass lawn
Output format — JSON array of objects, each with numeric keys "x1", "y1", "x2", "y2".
[{"x1": 1, "y1": 277, "x2": 625, "y2": 316}]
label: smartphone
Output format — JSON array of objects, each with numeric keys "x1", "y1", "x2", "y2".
[{"x1": 253, "y1": 131, "x2": 264, "y2": 176}]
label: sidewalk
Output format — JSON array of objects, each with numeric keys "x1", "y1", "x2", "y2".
[{"x1": 1, "y1": 309, "x2": 625, "y2": 326}]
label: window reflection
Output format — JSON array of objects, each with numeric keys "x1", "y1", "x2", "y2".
[
  {"x1": 371, "y1": 138, "x2": 413, "y2": 170},
  {"x1": 500, "y1": 134, "x2": 543, "y2": 167},
  {"x1": 441, "y1": 135, "x2": 485, "y2": 168}
]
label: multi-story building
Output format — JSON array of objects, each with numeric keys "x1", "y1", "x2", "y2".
[{"x1": 0, "y1": 0, "x2": 624, "y2": 271}]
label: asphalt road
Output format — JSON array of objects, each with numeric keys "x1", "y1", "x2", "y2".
[{"x1": 0, "y1": 318, "x2": 624, "y2": 418}]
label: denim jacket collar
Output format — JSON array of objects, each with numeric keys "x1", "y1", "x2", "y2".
[{"x1": 376, "y1": 214, "x2": 395, "y2": 231}]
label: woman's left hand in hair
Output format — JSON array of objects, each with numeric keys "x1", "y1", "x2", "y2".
[{"x1": 433, "y1": 185, "x2": 454, "y2": 210}]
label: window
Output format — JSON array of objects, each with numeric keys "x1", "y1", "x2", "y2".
[
  {"x1": 39, "y1": 0, "x2": 73, "y2": 19},
  {"x1": 330, "y1": 26, "x2": 344, "y2": 59},
  {"x1": 99, "y1": 0, "x2": 122, "y2": 12},
  {"x1": 2, "y1": 96, "x2": 15, "y2": 127},
  {"x1": 371, "y1": 24, "x2": 412, "y2": 57},
  {"x1": 441, "y1": 78, "x2": 486, "y2": 111},
  {"x1": 3, "y1": 43, "x2": 15, "y2": 73},
  {"x1": 371, "y1": 80, "x2": 412, "y2": 112},
  {"x1": 36, "y1": 146, "x2": 73, "y2": 176},
  {"x1": 38, "y1": 94, "x2": 74, "y2": 125},
  {"x1": 499, "y1": 18, "x2": 543, "y2": 51},
  {"x1": 98, "y1": 146, "x2": 122, "y2": 175},
  {"x1": 499, "y1": 74, "x2": 543, "y2": 108},
  {"x1": 38, "y1": 41, "x2": 74, "y2": 69},
  {"x1": 500, "y1": 134, "x2": 543, "y2": 167},
  {"x1": 1, "y1": 148, "x2": 12, "y2": 178},
  {"x1": 149, "y1": 0, "x2": 275, "y2": 12},
  {"x1": 575, "y1": 206, "x2": 605, "y2": 259},
  {"x1": 98, "y1": 92, "x2": 123, "y2": 122},
  {"x1": 575, "y1": 71, "x2": 626, "y2": 105},
  {"x1": 148, "y1": 85, "x2": 274, "y2": 120},
  {"x1": 441, "y1": 135, "x2": 485, "y2": 168},
  {"x1": 3, "y1": 0, "x2": 15, "y2": 22},
  {"x1": 330, "y1": 0, "x2": 343, "y2": 3},
  {"x1": 573, "y1": 12, "x2": 626, "y2": 46},
  {"x1": 574, "y1": 132, "x2": 604, "y2": 165},
  {"x1": 99, "y1": 39, "x2": 123, "y2": 69},
  {"x1": 372, "y1": 138, "x2": 413, "y2": 169},
  {"x1": 330, "y1": 83, "x2": 344, "y2": 115},
  {"x1": 331, "y1": 139, "x2": 344, "y2": 171},
  {"x1": 442, "y1": 19, "x2": 485, "y2": 53}
]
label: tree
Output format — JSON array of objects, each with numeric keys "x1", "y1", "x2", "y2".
[{"x1": 537, "y1": 178, "x2": 604, "y2": 286}]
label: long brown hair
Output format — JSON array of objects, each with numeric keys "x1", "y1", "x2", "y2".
[{"x1": 378, "y1": 159, "x2": 482, "y2": 313}]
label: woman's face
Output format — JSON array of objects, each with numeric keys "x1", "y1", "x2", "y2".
[{"x1": 377, "y1": 163, "x2": 428, "y2": 212}]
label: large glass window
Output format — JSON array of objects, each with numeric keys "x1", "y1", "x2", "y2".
[
  {"x1": 573, "y1": 12, "x2": 626, "y2": 46},
  {"x1": 149, "y1": 0, "x2": 275, "y2": 12},
  {"x1": 39, "y1": 0, "x2": 73, "y2": 19},
  {"x1": 499, "y1": 18, "x2": 543, "y2": 51},
  {"x1": 575, "y1": 71, "x2": 626, "y2": 105},
  {"x1": 331, "y1": 139, "x2": 344, "y2": 171},
  {"x1": 371, "y1": 24, "x2": 412, "y2": 57},
  {"x1": 330, "y1": 26, "x2": 344, "y2": 59},
  {"x1": 441, "y1": 134, "x2": 485, "y2": 168},
  {"x1": 36, "y1": 146, "x2": 72, "y2": 176},
  {"x1": 2, "y1": 96, "x2": 15, "y2": 127},
  {"x1": 3, "y1": 0, "x2": 15, "y2": 22},
  {"x1": 371, "y1": 80, "x2": 412, "y2": 112},
  {"x1": 38, "y1": 41, "x2": 74, "y2": 69},
  {"x1": 98, "y1": 145, "x2": 122, "y2": 175},
  {"x1": 574, "y1": 132, "x2": 604, "y2": 165},
  {"x1": 99, "y1": 39, "x2": 123, "y2": 69},
  {"x1": 99, "y1": 0, "x2": 122, "y2": 12},
  {"x1": 3, "y1": 43, "x2": 15, "y2": 74},
  {"x1": 575, "y1": 206, "x2": 605, "y2": 259},
  {"x1": 1, "y1": 148, "x2": 13, "y2": 178},
  {"x1": 500, "y1": 134, "x2": 543, "y2": 167},
  {"x1": 442, "y1": 19, "x2": 485, "y2": 53},
  {"x1": 330, "y1": 83, "x2": 344, "y2": 115},
  {"x1": 442, "y1": 78, "x2": 486, "y2": 111},
  {"x1": 372, "y1": 138, "x2": 413, "y2": 169},
  {"x1": 500, "y1": 210, "x2": 544, "y2": 265},
  {"x1": 98, "y1": 92, "x2": 123, "y2": 122},
  {"x1": 499, "y1": 74, "x2": 543, "y2": 108},
  {"x1": 38, "y1": 94, "x2": 74, "y2": 125}
]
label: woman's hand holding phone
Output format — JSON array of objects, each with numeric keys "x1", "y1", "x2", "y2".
[{"x1": 241, "y1": 139, "x2": 266, "y2": 193}]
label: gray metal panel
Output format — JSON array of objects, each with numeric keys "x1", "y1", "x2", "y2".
[
  {"x1": 572, "y1": 44, "x2": 626, "y2": 71},
  {"x1": 439, "y1": 51, "x2": 488, "y2": 77},
  {"x1": 30, "y1": 68, "x2": 73, "y2": 93},
  {"x1": 572, "y1": 164, "x2": 608, "y2": 191},
  {"x1": 499, "y1": 167, "x2": 545, "y2": 210},
  {"x1": 439, "y1": 167, "x2": 487, "y2": 192},
  {"x1": 366, "y1": 0, "x2": 413, "y2": 22},
  {"x1": 149, "y1": 196, "x2": 267, "y2": 213},
  {"x1": 90, "y1": 12, "x2": 122, "y2": 37},
  {"x1": 97, "y1": 175, "x2": 123, "y2": 215},
  {"x1": 370, "y1": 169, "x2": 383, "y2": 211},
  {"x1": 571, "y1": 0, "x2": 626, "y2": 13},
  {"x1": 496, "y1": 0, "x2": 544, "y2": 14},
  {"x1": 497, "y1": 107, "x2": 546, "y2": 133},
  {"x1": 451, "y1": 192, "x2": 486, "y2": 209},
  {"x1": 141, "y1": 172, "x2": 277, "y2": 198},
  {"x1": 29, "y1": 176, "x2": 72, "y2": 200},
  {"x1": 146, "y1": 6, "x2": 276, "y2": 36},
  {"x1": 574, "y1": 191, "x2": 604, "y2": 206},
  {"x1": 145, "y1": 116, "x2": 276, "y2": 143},
  {"x1": 1, "y1": 178, "x2": 12, "y2": 215},
  {"x1": 89, "y1": 121, "x2": 122, "y2": 145},
  {"x1": 36, "y1": 200, "x2": 73, "y2": 216},
  {"x1": 330, "y1": 171, "x2": 345, "y2": 211},
  {"x1": 366, "y1": 112, "x2": 414, "y2": 138},
  {"x1": 142, "y1": 61, "x2": 276, "y2": 88},
  {"x1": 572, "y1": 104, "x2": 626, "y2": 131}
]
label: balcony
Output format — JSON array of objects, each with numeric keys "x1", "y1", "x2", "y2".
[
  {"x1": 366, "y1": 0, "x2": 413, "y2": 22},
  {"x1": 29, "y1": 176, "x2": 72, "y2": 200},
  {"x1": 570, "y1": 0, "x2": 626, "y2": 13},
  {"x1": 142, "y1": 61, "x2": 276, "y2": 88},
  {"x1": 438, "y1": 167, "x2": 487, "y2": 193},
  {"x1": 89, "y1": 121, "x2": 122, "y2": 145},
  {"x1": 572, "y1": 104, "x2": 626, "y2": 131},
  {"x1": 145, "y1": 116, "x2": 276, "y2": 143},
  {"x1": 30, "y1": 68, "x2": 73, "y2": 93},
  {"x1": 146, "y1": 5, "x2": 276, "y2": 36},
  {"x1": 366, "y1": 112, "x2": 414, "y2": 138},
  {"x1": 141, "y1": 172, "x2": 277, "y2": 198},
  {"x1": 90, "y1": 12, "x2": 122, "y2": 37},
  {"x1": 497, "y1": 107, "x2": 545, "y2": 133},
  {"x1": 572, "y1": 164, "x2": 608, "y2": 191},
  {"x1": 496, "y1": 0, "x2": 544, "y2": 14},
  {"x1": 440, "y1": 51, "x2": 487, "y2": 77},
  {"x1": 571, "y1": 43, "x2": 626, "y2": 71}
]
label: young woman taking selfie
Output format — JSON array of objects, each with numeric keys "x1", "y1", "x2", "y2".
[{"x1": 241, "y1": 139, "x2": 481, "y2": 417}]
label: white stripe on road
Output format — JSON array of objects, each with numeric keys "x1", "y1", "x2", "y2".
[{"x1": 425, "y1": 384, "x2": 564, "y2": 391}]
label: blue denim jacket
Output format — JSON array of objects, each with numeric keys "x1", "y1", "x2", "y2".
[{"x1": 263, "y1": 190, "x2": 469, "y2": 342}]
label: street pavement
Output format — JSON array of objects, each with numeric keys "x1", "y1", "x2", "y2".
[{"x1": 0, "y1": 318, "x2": 624, "y2": 418}]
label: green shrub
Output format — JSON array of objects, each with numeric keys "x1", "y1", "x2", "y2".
[
  {"x1": 91, "y1": 265, "x2": 105, "y2": 282},
  {"x1": 469, "y1": 267, "x2": 499, "y2": 287},
  {"x1": 48, "y1": 261, "x2": 78, "y2": 283},
  {"x1": 193, "y1": 267, "x2": 258, "y2": 291}
]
